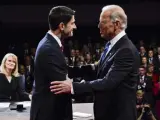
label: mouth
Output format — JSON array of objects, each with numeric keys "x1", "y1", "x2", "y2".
[
  {"x1": 8, "y1": 64, "x2": 14, "y2": 67},
  {"x1": 100, "y1": 31, "x2": 103, "y2": 35},
  {"x1": 100, "y1": 29, "x2": 103, "y2": 34}
]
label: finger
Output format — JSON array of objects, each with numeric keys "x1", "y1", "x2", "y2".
[
  {"x1": 50, "y1": 85, "x2": 62, "y2": 89},
  {"x1": 51, "y1": 88, "x2": 62, "y2": 92},
  {"x1": 50, "y1": 81, "x2": 62, "y2": 85},
  {"x1": 54, "y1": 90, "x2": 64, "y2": 94}
]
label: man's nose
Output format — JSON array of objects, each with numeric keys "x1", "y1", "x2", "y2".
[{"x1": 74, "y1": 24, "x2": 77, "y2": 29}]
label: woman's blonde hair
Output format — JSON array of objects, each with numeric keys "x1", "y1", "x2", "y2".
[
  {"x1": 1, "y1": 53, "x2": 19, "y2": 77},
  {"x1": 136, "y1": 90, "x2": 144, "y2": 96}
]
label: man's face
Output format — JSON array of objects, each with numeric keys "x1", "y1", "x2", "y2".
[
  {"x1": 75, "y1": 50, "x2": 80, "y2": 56},
  {"x1": 148, "y1": 50, "x2": 153, "y2": 57},
  {"x1": 139, "y1": 68, "x2": 146, "y2": 76},
  {"x1": 62, "y1": 16, "x2": 76, "y2": 38},
  {"x1": 20, "y1": 65, "x2": 25, "y2": 74},
  {"x1": 140, "y1": 46, "x2": 146, "y2": 53},
  {"x1": 71, "y1": 49, "x2": 75, "y2": 57},
  {"x1": 142, "y1": 57, "x2": 147, "y2": 64},
  {"x1": 98, "y1": 11, "x2": 115, "y2": 40}
]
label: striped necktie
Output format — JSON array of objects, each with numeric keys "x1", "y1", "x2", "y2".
[{"x1": 100, "y1": 42, "x2": 111, "y2": 61}]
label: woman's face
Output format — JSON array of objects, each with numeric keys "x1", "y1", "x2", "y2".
[
  {"x1": 137, "y1": 94, "x2": 143, "y2": 101},
  {"x1": 5, "y1": 56, "x2": 16, "y2": 71},
  {"x1": 148, "y1": 66, "x2": 154, "y2": 73}
]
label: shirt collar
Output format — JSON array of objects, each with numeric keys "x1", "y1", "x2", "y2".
[
  {"x1": 109, "y1": 30, "x2": 126, "y2": 47},
  {"x1": 47, "y1": 30, "x2": 62, "y2": 47}
]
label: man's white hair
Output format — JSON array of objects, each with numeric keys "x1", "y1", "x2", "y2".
[{"x1": 102, "y1": 5, "x2": 127, "y2": 30}]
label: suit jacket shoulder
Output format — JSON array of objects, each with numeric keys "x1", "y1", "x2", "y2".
[{"x1": 35, "y1": 33, "x2": 67, "y2": 82}]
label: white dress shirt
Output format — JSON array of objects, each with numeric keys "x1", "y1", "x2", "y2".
[
  {"x1": 27, "y1": 65, "x2": 31, "y2": 72},
  {"x1": 105, "y1": 30, "x2": 126, "y2": 56}
]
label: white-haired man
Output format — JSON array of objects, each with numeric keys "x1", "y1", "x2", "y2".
[{"x1": 50, "y1": 5, "x2": 140, "y2": 120}]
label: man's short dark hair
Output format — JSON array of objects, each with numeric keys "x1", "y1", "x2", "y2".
[
  {"x1": 48, "y1": 6, "x2": 75, "y2": 31},
  {"x1": 139, "y1": 65, "x2": 146, "y2": 70}
]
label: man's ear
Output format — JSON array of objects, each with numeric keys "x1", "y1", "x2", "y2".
[
  {"x1": 114, "y1": 20, "x2": 121, "y2": 29},
  {"x1": 59, "y1": 22, "x2": 65, "y2": 31}
]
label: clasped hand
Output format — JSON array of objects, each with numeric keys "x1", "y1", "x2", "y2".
[{"x1": 50, "y1": 79, "x2": 72, "y2": 94}]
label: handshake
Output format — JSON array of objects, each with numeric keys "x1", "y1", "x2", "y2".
[{"x1": 50, "y1": 64, "x2": 95, "y2": 94}]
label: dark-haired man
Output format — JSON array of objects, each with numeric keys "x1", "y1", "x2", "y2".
[{"x1": 30, "y1": 6, "x2": 76, "y2": 120}]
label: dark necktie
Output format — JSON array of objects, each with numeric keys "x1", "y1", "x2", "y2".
[{"x1": 100, "y1": 42, "x2": 111, "y2": 61}]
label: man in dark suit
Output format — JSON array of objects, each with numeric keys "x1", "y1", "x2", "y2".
[
  {"x1": 137, "y1": 66, "x2": 154, "y2": 108},
  {"x1": 50, "y1": 5, "x2": 140, "y2": 120},
  {"x1": 30, "y1": 6, "x2": 76, "y2": 120}
]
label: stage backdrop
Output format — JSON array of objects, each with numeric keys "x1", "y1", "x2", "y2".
[{"x1": 0, "y1": 2, "x2": 160, "y2": 27}]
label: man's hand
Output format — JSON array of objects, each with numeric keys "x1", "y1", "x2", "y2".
[
  {"x1": 50, "y1": 80, "x2": 72, "y2": 94},
  {"x1": 142, "y1": 107, "x2": 145, "y2": 113}
]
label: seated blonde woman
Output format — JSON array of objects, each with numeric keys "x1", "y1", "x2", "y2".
[{"x1": 0, "y1": 53, "x2": 30, "y2": 102}]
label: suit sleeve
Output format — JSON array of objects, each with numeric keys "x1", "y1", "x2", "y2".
[
  {"x1": 73, "y1": 48, "x2": 134, "y2": 94},
  {"x1": 42, "y1": 46, "x2": 66, "y2": 81}
]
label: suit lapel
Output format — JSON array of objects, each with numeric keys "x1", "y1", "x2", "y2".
[
  {"x1": 97, "y1": 35, "x2": 128, "y2": 76},
  {"x1": 97, "y1": 45, "x2": 116, "y2": 75},
  {"x1": 46, "y1": 33, "x2": 61, "y2": 50}
]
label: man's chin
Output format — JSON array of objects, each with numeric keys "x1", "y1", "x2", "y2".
[
  {"x1": 100, "y1": 33, "x2": 105, "y2": 37},
  {"x1": 65, "y1": 33, "x2": 73, "y2": 38},
  {"x1": 69, "y1": 32, "x2": 73, "y2": 36},
  {"x1": 100, "y1": 35, "x2": 106, "y2": 39}
]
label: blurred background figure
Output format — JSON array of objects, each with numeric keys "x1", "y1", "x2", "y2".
[{"x1": 136, "y1": 90, "x2": 157, "y2": 120}]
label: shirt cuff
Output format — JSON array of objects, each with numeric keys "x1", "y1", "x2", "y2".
[
  {"x1": 71, "y1": 83, "x2": 74, "y2": 94},
  {"x1": 91, "y1": 64, "x2": 95, "y2": 70}
]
